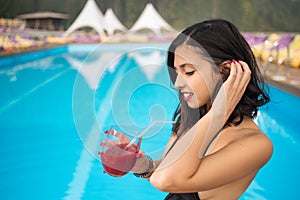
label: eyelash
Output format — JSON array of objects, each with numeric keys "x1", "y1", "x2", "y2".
[{"x1": 185, "y1": 71, "x2": 195, "y2": 76}]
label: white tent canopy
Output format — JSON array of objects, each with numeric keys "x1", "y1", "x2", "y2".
[
  {"x1": 67, "y1": 52, "x2": 122, "y2": 90},
  {"x1": 63, "y1": 0, "x2": 105, "y2": 37},
  {"x1": 130, "y1": 3, "x2": 175, "y2": 35},
  {"x1": 104, "y1": 8, "x2": 127, "y2": 36},
  {"x1": 128, "y1": 51, "x2": 165, "y2": 81}
]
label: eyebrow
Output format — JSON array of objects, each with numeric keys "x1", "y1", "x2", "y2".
[{"x1": 174, "y1": 63, "x2": 193, "y2": 69}]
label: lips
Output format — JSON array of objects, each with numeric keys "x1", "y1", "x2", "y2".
[{"x1": 182, "y1": 92, "x2": 193, "y2": 101}]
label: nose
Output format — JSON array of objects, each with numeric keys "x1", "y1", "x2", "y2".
[{"x1": 174, "y1": 73, "x2": 185, "y2": 89}]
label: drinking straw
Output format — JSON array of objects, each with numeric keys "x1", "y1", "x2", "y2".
[{"x1": 126, "y1": 120, "x2": 176, "y2": 148}]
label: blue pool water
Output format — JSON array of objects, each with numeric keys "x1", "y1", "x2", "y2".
[{"x1": 0, "y1": 44, "x2": 299, "y2": 200}]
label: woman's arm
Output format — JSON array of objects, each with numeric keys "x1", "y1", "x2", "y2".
[
  {"x1": 151, "y1": 123, "x2": 273, "y2": 192},
  {"x1": 150, "y1": 61, "x2": 268, "y2": 192},
  {"x1": 149, "y1": 110, "x2": 214, "y2": 190},
  {"x1": 131, "y1": 153, "x2": 162, "y2": 174},
  {"x1": 131, "y1": 135, "x2": 177, "y2": 175}
]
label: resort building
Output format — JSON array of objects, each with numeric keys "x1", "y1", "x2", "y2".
[{"x1": 17, "y1": 11, "x2": 69, "y2": 31}]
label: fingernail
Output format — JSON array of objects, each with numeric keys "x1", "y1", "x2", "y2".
[
  {"x1": 232, "y1": 59, "x2": 236, "y2": 64},
  {"x1": 136, "y1": 153, "x2": 143, "y2": 158}
]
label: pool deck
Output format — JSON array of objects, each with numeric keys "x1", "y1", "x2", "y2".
[
  {"x1": 260, "y1": 62, "x2": 300, "y2": 97},
  {"x1": 0, "y1": 44, "x2": 64, "y2": 57}
]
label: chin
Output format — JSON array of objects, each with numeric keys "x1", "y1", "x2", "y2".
[
  {"x1": 187, "y1": 102, "x2": 201, "y2": 109},
  {"x1": 187, "y1": 100, "x2": 207, "y2": 109}
]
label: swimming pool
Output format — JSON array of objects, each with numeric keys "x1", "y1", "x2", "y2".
[{"x1": 0, "y1": 44, "x2": 299, "y2": 200}]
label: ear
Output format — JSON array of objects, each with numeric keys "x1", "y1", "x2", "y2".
[{"x1": 218, "y1": 60, "x2": 231, "y2": 81}]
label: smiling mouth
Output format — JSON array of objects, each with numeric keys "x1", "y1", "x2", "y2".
[{"x1": 183, "y1": 92, "x2": 193, "y2": 101}]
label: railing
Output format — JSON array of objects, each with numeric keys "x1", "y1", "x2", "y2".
[
  {"x1": 245, "y1": 33, "x2": 299, "y2": 86},
  {"x1": 262, "y1": 36, "x2": 292, "y2": 81}
]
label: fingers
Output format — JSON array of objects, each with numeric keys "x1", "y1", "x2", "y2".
[
  {"x1": 225, "y1": 59, "x2": 237, "y2": 85},
  {"x1": 104, "y1": 128, "x2": 131, "y2": 143},
  {"x1": 238, "y1": 60, "x2": 251, "y2": 91},
  {"x1": 232, "y1": 60, "x2": 243, "y2": 90},
  {"x1": 225, "y1": 59, "x2": 251, "y2": 91},
  {"x1": 236, "y1": 60, "x2": 251, "y2": 96},
  {"x1": 136, "y1": 150, "x2": 145, "y2": 158},
  {"x1": 219, "y1": 59, "x2": 251, "y2": 120}
]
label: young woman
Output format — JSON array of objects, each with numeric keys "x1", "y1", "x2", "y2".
[{"x1": 132, "y1": 19, "x2": 273, "y2": 200}]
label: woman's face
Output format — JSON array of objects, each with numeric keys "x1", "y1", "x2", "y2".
[{"x1": 173, "y1": 45, "x2": 219, "y2": 109}]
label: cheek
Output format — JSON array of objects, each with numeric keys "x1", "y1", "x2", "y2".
[
  {"x1": 198, "y1": 66, "x2": 220, "y2": 94},
  {"x1": 190, "y1": 76, "x2": 211, "y2": 103}
]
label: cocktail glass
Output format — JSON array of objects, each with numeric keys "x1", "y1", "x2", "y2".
[{"x1": 98, "y1": 125, "x2": 142, "y2": 177}]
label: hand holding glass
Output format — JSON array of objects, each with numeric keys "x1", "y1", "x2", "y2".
[{"x1": 98, "y1": 125, "x2": 142, "y2": 177}]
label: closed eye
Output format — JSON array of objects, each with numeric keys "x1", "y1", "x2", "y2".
[{"x1": 185, "y1": 71, "x2": 195, "y2": 76}]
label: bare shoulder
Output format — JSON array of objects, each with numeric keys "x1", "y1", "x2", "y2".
[
  {"x1": 207, "y1": 118, "x2": 273, "y2": 168},
  {"x1": 228, "y1": 127, "x2": 273, "y2": 174},
  {"x1": 233, "y1": 129, "x2": 273, "y2": 163},
  {"x1": 232, "y1": 119, "x2": 273, "y2": 154}
]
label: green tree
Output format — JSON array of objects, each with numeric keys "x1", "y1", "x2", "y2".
[{"x1": 0, "y1": 0, "x2": 299, "y2": 32}]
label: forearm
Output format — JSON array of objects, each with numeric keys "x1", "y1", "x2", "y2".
[
  {"x1": 150, "y1": 110, "x2": 224, "y2": 191},
  {"x1": 132, "y1": 135, "x2": 177, "y2": 175},
  {"x1": 132, "y1": 153, "x2": 162, "y2": 174}
]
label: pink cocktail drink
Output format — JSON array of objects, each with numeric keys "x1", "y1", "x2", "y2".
[
  {"x1": 100, "y1": 143, "x2": 139, "y2": 177},
  {"x1": 99, "y1": 126, "x2": 142, "y2": 177}
]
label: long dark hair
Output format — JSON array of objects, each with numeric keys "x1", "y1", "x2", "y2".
[{"x1": 168, "y1": 19, "x2": 270, "y2": 137}]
